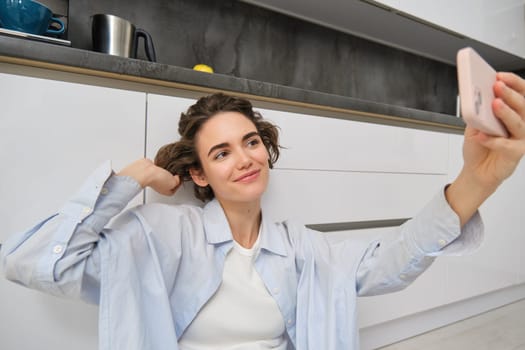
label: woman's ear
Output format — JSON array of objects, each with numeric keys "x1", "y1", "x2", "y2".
[{"x1": 190, "y1": 168, "x2": 209, "y2": 187}]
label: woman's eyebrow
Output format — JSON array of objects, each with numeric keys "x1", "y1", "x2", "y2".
[
  {"x1": 207, "y1": 131, "x2": 260, "y2": 157},
  {"x1": 207, "y1": 142, "x2": 228, "y2": 157},
  {"x1": 242, "y1": 131, "x2": 260, "y2": 141}
]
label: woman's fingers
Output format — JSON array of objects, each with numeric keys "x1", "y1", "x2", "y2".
[
  {"x1": 477, "y1": 131, "x2": 510, "y2": 151},
  {"x1": 492, "y1": 96, "x2": 525, "y2": 138},
  {"x1": 169, "y1": 175, "x2": 182, "y2": 194},
  {"x1": 497, "y1": 72, "x2": 525, "y2": 96},
  {"x1": 495, "y1": 73, "x2": 525, "y2": 121},
  {"x1": 493, "y1": 73, "x2": 525, "y2": 138},
  {"x1": 153, "y1": 171, "x2": 182, "y2": 196}
]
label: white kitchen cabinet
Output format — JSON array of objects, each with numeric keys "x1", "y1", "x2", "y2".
[
  {"x1": 0, "y1": 72, "x2": 146, "y2": 350},
  {"x1": 326, "y1": 134, "x2": 525, "y2": 329},
  {"x1": 259, "y1": 107, "x2": 449, "y2": 224},
  {"x1": 330, "y1": 130, "x2": 525, "y2": 332}
]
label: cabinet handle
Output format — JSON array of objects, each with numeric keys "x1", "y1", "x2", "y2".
[{"x1": 306, "y1": 218, "x2": 410, "y2": 232}]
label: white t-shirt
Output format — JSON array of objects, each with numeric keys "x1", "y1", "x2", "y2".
[{"x1": 178, "y1": 230, "x2": 287, "y2": 350}]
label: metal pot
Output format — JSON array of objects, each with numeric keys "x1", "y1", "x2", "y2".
[
  {"x1": 0, "y1": 0, "x2": 65, "y2": 36},
  {"x1": 91, "y1": 14, "x2": 156, "y2": 62}
]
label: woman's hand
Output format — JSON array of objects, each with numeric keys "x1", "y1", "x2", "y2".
[
  {"x1": 463, "y1": 72, "x2": 525, "y2": 186},
  {"x1": 117, "y1": 158, "x2": 181, "y2": 196},
  {"x1": 446, "y1": 72, "x2": 525, "y2": 226}
]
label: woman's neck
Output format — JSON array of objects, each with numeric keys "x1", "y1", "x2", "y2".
[{"x1": 219, "y1": 199, "x2": 262, "y2": 249}]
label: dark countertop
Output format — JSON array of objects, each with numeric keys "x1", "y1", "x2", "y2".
[{"x1": 0, "y1": 35, "x2": 465, "y2": 133}]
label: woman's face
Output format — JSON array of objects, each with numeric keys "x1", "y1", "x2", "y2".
[{"x1": 191, "y1": 111, "x2": 270, "y2": 206}]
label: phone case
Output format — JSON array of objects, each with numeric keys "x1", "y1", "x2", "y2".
[{"x1": 457, "y1": 47, "x2": 509, "y2": 137}]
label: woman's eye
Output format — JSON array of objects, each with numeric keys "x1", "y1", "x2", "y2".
[
  {"x1": 247, "y1": 138, "x2": 260, "y2": 147},
  {"x1": 214, "y1": 151, "x2": 228, "y2": 160}
]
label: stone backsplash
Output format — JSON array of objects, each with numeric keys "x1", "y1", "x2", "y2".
[{"x1": 60, "y1": 0, "x2": 457, "y2": 114}]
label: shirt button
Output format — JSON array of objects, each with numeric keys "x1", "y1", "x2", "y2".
[
  {"x1": 83, "y1": 207, "x2": 92, "y2": 214},
  {"x1": 53, "y1": 245, "x2": 63, "y2": 254},
  {"x1": 287, "y1": 319, "x2": 293, "y2": 325},
  {"x1": 273, "y1": 288, "x2": 280, "y2": 294},
  {"x1": 399, "y1": 273, "x2": 407, "y2": 280},
  {"x1": 100, "y1": 187, "x2": 109, "y2": 195},
  {"x1": 438, "y1": 239, "x2": 447, "y2": 247}
]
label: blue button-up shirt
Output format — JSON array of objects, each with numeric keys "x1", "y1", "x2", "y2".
[{"x1": 1, "y1": 161, "x2": 483, "y2": 350}]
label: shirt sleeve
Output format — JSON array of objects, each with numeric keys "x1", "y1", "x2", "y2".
[
  {"x1": 356, "y1": 186, "x2": 484, "y2": 296},
  {"x1": 1, "y1": 161, "x2": 142, "y2": 303}
]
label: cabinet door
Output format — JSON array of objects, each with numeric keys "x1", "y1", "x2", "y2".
[
  {"x1": 0, "y1": 73, "x2": 146, "y2": 350},
  {"x1": 259, "y1": 108, "x2": 448, "y2": 174}
]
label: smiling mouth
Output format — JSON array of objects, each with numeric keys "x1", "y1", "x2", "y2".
[{"x1": 234, "y1": 170, "x2": 261, "y2": 182}]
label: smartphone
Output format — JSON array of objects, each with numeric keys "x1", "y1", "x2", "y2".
[{"x1": 457, "y1": 47, "x2": 509, "y2": 137}]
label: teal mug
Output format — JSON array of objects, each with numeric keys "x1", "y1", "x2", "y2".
[{"x1": 0, "y1": 0, "x2": 65, "y2": 36}]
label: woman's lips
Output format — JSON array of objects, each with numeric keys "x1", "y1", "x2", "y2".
[{"x1": 234, "y1": 169, "x2": 260, "y2": 183}]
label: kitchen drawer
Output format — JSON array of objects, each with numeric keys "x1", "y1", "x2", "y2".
[
  {"x1": 260, "y1": 108, "x2": 449, "y2": 174},
  {"x1": 263, "y1": 169, "x2": 446, "y2": 224}
]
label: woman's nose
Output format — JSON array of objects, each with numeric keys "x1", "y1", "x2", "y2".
[{"x1": 236, "y1": 150, "x2": 252, "y2": 169}]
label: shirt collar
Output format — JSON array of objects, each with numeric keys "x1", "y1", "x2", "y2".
[
  {"x1": 203, "y1": 199, "x2": 233, "y2": 244},
  {"x1": 258, "y1": 213, "x2": 288, "y2": 257},
  {"x1": 202, "y1": 199, "x2": 288, "y2": 257}
]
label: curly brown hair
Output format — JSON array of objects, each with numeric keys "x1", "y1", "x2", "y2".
[{"x1": 154, "y1": 93, "x2": 280, "y2": 202}]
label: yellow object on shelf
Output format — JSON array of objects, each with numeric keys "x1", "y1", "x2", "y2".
[{"x1": 193, "y1": 64, "x2": 214, "y2": 73}]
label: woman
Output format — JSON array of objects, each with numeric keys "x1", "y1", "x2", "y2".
[{"x1": 2, "y1": 72, "x2": 525, "y2": 350}]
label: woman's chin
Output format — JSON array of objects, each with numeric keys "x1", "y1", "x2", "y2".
[{"x1": 216, "y1": 186, "x2": 267, "y2": 205}]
